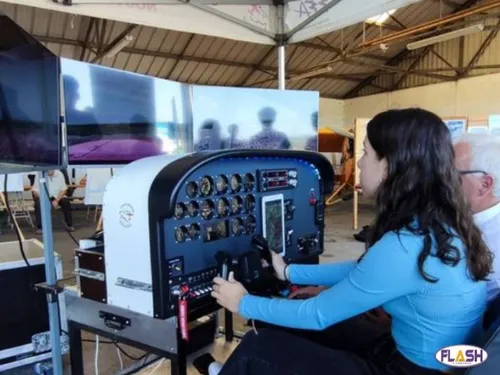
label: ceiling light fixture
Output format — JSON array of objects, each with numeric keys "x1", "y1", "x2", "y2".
[
  {"x1": 105, "y1": 34, "x2": 134, "y2": 58},
  {"x1": 407, "y1": 23, "x2": 484, "y2": 50},
  {"x1": 289, "y1": 66, "x2": 333, "y2": 81}
]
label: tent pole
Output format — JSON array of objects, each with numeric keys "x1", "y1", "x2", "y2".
[
  {"x1": 278, "y1": 45, "x2": 285, "y2": 90},
  {"x1": 277, "y1": 3, "x2": 286, "y2": 90},
  {"x1": 39, "y1": 171, "x2": 64, "y2": 375}
]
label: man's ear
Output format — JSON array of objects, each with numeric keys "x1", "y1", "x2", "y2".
[{"x1": 479, "y1": 174, "x2": 494, "y2": 197}]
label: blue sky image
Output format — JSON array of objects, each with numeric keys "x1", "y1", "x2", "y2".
[{"x1": 192, "y1": 85, "x2": 319, "y2": 141}]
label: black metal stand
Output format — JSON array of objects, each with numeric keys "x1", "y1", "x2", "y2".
[
  {"x1": 68, "y1": 320, "x2": 187, "y2": 375},
  {"x1": 66, "y1": 294, "x2": 219, "y2": 375},
  {"x1": 68, "y1": 321, "x2": 187, "y2": 375},
  {"x1": 224, "y1": 309, "x2": 234, "y2": 342}
]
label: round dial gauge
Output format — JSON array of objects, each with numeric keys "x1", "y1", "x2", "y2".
[
  {"x1": 188, "y1": 223, "x2": 201, "y2": 240},
  {"x1": 230, "y1": 174, "x2": 242, "y2": 193},
  {"x1": 199, "y1": 176, "x2": 214, "y2": 197},
  {"x1": 174, "y1": 226, "x2": 188, "y2": 243},
  {"x1": 201, "y1": 199, "x2": 215, "y2": 220},
  {"x1": 244, "y1": 195, "x2": 256, "y2": 213},
  {"x1": 186, "y1": 182, "x2": 198, "y2": 198},
  {"x1": 231, "y1": 218, "x2": 244, "y2": 236},
  {"x1": 217, "y1": 198, "x2": 230, "y2": 217},
  {"x1": 245, "y1": 215, "x2": 256, "y2": 234},
  {"x1": 243, "y1": 173, "x2": 255, "y2": 191},
  {"x1": 187, "y1": 201, "x2": 200, "y2": 217},
  {"x1": 174, "y1": 203, "x2": 187, "y2": 219},
  {"x1": 216, "y1": 175, "x2": 229, "y2": 194},
  {"x1": 231, "y1": 196, "x2": 243, "y2": 215}
]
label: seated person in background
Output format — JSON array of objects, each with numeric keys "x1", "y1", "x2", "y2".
[
  {"x1": 32, "y1": 170, "x2": 74, "y2": 234},
  {"x1": 209, "y1": 108, "x2": 493, "y2": 375}
]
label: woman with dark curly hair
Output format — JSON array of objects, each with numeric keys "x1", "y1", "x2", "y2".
[{"x1": 209, "y1": 108, "x2": 493, "y2": 375}]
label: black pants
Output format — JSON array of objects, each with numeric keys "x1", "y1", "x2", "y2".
[
  {"x1": 34, "y1": 197, "x2": 73, "y2": 229},
  {"x1": 219, "y1": 316, "x2": 445, "y2": 375}
]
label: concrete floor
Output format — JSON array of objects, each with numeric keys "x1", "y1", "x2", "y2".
[{"x1": 1, "y1": 199, "x2": 375, "y2": 374}]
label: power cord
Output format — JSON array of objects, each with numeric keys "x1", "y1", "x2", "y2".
[
  {"x1": 116, "y1": 345, "x2": 124, "y2": 370},
  {"x1": 61, "y1": 329, "x2": 149, "y2": 370},
  {"x1": 3, "y1": 174, "x2": 32, "y2": 287},
  {"x1": 94, "y1": 334, "x2": 99, "y2": 375},
  {"x1": 76, "y1": 335, "x2": 149, "y2": 361},
  {"x1": 41, "y1": 182, "x2": 79, "y2": 246},
  {"x1": 145, "y1": 359, "x2": 165, "y2": 375}
]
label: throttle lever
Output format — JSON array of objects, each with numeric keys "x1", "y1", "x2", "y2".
[
  {"x1": 251, "y1": 234, "x2": 273, "y2": 266},
  {"x1": 215, "y1": 251, "x2": 231, "y2": 280}
]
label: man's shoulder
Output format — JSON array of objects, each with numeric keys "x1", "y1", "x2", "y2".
[{"x1": 480, "y1": 213, "x2": 500, "y2": 242}]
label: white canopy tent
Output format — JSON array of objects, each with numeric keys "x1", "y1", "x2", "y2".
[{"x1": 3, "y1": 0, "x2": 421, "y2": 89}]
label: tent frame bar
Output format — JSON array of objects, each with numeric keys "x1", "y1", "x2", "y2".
[
  {"x1": 182, "y1": 0, "x2": 276, "y2": 40},
  {"x1": 285, "y1": 0, "x2": 343, "y2": 38},
  {"x1": 61, "y1": 0, "x2": 349, "y2": 89},
  {"x1": 68, "y1": 0, "x2": 342, "y2": 42}
]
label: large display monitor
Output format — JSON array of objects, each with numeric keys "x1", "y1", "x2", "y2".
[
  {"x1": 61, "y1": 58, "x2": 192, "y2": 165},
  {"x1": 0, "y1": 13, "x2": 63, "y2": 173},
  {"x1": 191, "y1": 85, "x2": 319, "y2": 152}
]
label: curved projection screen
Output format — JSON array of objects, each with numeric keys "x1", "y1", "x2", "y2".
[
  {"x1": 61, "y1": 58, "x2": 192, "y2": 165},
  {"x1": 192, "y1": 85, "x2": 319, "y2": 153},
  {"x1": 0, "y1": 13, "x2": 62, "y2": 172}
]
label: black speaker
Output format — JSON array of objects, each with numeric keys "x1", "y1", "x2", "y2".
[{"x1": 0, "y1": 262, "x2": 50, "y2": 351}]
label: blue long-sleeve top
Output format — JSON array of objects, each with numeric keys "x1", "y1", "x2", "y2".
[{"x1": 239, "y1": 230, "x2": 487, "y2": 371}]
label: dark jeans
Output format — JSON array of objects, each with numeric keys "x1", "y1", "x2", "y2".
[
  {"x1": 219, "y1": 316, "x2": 445, "y2": 375},
  {"x1": 34, "y1": 196, "x2": 73, "y2": 229}
]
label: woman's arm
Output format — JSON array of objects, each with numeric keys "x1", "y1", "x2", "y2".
[
  {"x1": 287, "y1": 261, "x2": 356, "y2": 287},
  {"x1": 239, "y1": 232, "x2": 422, "y2": 330}
]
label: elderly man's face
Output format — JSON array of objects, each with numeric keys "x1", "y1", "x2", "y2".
[{"x1": 454, "y1": 142, "x2": 492, "y2": 213}]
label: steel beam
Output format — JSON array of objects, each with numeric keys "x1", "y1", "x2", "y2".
[
  {"x1": 430, "y1": 49, "x2": 459, "y2": 74},
  {"x1": 238, "y1": 47, "x2": 276, "y2": 85},
  {"x1": 298, "y1": 42, "x2": 387, "y2": 62},
  {"x1": 89, "y1": 24, "x2": 137, "y2": 63},
  {"x1": 458, "y1": 18, "x2": 500, "y2": 78},
  {"x1": 164, "y1": 34, "x2": 195, "y2": 79},
  {"x1": 343, "y1": 0, "x2": 480, "y2": 98},
  {"x1": 36, "y1": 34, "x2": 273, "y2": 70},
  {"x1": 79, "y1": 18, "x2": 96, "y2": 61},
  {"x1": 390, "y1": 46, "x2": 434, "y2": 91}
]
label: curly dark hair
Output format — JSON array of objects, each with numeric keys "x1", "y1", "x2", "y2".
[{"x1": 361, "y1": 108, "x2": 493, "y2": 282}]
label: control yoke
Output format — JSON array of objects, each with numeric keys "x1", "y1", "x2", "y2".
[{"x1": 215, "y1": 235, "x2": 275, "y2": 287}]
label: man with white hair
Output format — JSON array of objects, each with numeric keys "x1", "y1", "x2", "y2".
[{"x1": 454, "y1": 134, "x2": 500, "y2": 301}]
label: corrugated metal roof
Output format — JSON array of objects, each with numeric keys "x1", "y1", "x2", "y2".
[{"x1": 1, "y1": 0, "x2": 499, "y2": 98}]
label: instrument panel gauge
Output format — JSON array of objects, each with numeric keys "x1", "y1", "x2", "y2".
[
  {"x1": 231, "y1": 196, "x2": 243, "y2": 215},
  {"x1": 199, "y1": 176, "x2": 214, "y2": 197},
  {"x1": 243, "y1": 173, "x2": 255, "y2": 191},
  {"x1": 174, "y1": 226, "x2": 188, "y2": 243},
  {"x1": 216, "y1": 175, "x2": 229, "y2": 194},
  {"x1": 244, "y1": 195, "x2": 256, "y2": 213},
  {"x1": 231, "y1": 218, "x2": 244, "y2": 236},
  {"x1": 230, "y1": 174, "x2": 242, "y2": 193},
  {"x1": 188, "y1": 223, "x2": 201, "y2": 240},
  {"x1": 201, "y1": 199, "x2": 215, "y2": 220},
  {"x1": 217, "y1": 197, "x2": 230, "y2": 217},
  {"x1": 174, "y1": 203, "x2": 187, "y2": 219},
  {"x1": 245, "y1": 215, "x2": 256, "y2": 234},
  {"x1": 186, "y1": 182, "x2": 198, "y2": 198},
  {"x1": 187, "y1": 201, "x2": 200, "y2": 217}
]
